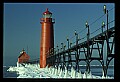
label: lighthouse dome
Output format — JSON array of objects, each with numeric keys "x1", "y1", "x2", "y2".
[{"x1": 43, "y1": 8, "x2": 52, "y2": 15}]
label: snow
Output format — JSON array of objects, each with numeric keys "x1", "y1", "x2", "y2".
[{"x1": 7, "y1": 62, "x2": 114, "y2": 79}]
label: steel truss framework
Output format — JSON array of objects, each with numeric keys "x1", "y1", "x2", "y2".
[{"x1": 47, "y1": 27, "x2": 115, "y2": 77}]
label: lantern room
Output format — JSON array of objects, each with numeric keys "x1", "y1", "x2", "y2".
[{"x1": 43, "y1": 8, "x2": 52, "y2": 18}]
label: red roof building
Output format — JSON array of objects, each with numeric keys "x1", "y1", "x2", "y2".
[{"x1": 18, "y1": 49, "x2": 30, "y2": 63}]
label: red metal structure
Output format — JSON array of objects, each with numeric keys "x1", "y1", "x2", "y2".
[
  {"x1": 40, "y1": 8, "x2": 55, "y2": 68},
  {"x1": 18, "y1": 49, "x2": 30, "y2": 63}
]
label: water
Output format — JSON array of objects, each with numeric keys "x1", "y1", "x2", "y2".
[
  {"x1": 80, "y1": 65, "x2": 114, "y2": 77},
  {"x1": 3, "y1": 66, "x2": 19, "y2": 78}
]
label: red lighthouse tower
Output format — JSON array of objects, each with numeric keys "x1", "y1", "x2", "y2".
[{"x1": 40, "y1": 8, "x2": 55, "y2": 68}]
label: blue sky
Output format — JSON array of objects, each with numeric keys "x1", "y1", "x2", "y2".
[{"x1": 3, "y1": 3, "x2": 115, "y2": 66}]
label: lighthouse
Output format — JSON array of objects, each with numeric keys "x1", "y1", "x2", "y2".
[{"x1": 40, "y1": 8, "x2": 55, "y2": 68}]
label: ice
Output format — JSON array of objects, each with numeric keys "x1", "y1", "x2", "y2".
[
  {"x1": 7, "y1": 62, "x2": 114, "y2": 79},
  {"x1": 64, "y1": 66, "x2": 68, "y2": 78},
  {"x1": 77, "y1": 71, "x2": 82, "y2": 78},
  {"x1": 3, "y1": 66, "x2": 6, "y2": 67},
  {"x1": 59, "y1": 68, "x2": 63, "y2": 77},
  {"x1": 71, "y1": 67, "x2": 76, "y2": 78}
]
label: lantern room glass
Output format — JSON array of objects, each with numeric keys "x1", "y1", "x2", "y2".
[{"x1": 43, "y1": 13, "x2": 52, "y2": 18}]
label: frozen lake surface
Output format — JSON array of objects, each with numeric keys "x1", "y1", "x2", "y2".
[{"x1": 6, "y1": 62, "x2": 114, "y2": 79}]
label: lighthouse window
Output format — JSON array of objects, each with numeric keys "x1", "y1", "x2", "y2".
[{"x1": 43, "y1": 14, "x2": 52, "y2": 18}]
